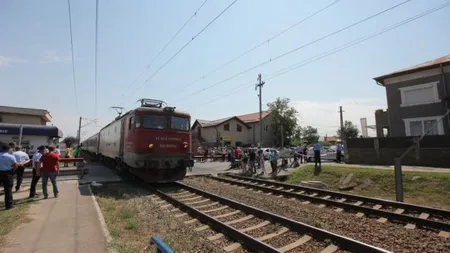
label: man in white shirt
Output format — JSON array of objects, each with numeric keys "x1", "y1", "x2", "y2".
[
  {"x1": 13, "y1": 146, "x2": 31, "y2": 192},
  {"x1": 29, "y1": 146, "x2": 44, "y2": 198},
  {"x1": 55, "y1": 145, "x2": 61, "y2": 156}
]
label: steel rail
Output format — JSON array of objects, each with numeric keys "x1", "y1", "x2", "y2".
[
  {"x1": 151, "y1": 184, "x2": 282, "y2": 253},
  {"x1": 172, "y1": 181, "x2": 391, "y2": 253},
  {"x1": 220, "y1": 173, "x2": 450, "y2": 218},
  {"x1": 213, "y1": 174, "x2": 450, "y2": 231}
]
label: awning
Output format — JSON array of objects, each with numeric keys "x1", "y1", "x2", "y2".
[{"x1": 0, "y1": 123, "x2": 63, "y2": 138}]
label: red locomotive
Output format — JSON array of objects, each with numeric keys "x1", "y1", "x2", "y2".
[{"x1": 82, "y1": 99, "x2": 193, "y2": 183}]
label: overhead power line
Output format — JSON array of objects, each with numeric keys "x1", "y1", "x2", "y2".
[
  {"x1": 118, "y1": 0, "x2": 210, "y2": 104},
  {"x1": 94, "y1": 0, "x2": 99, "y2": 117},
  {"x1": 67, "y1": 0, "x2": 78, "y2": 113},
  {"x1": 176, "y1": 0, "x2": 412, "y2": 102},
  {"x1": 192, "y1": 1, "x2": 450, "y2": 108},
  {"x1": 128, "y1": 0, "x2": 240, "y2": 99},
  {"x1": 177, "y1": 0, "x2": 342, "y2": 93}
]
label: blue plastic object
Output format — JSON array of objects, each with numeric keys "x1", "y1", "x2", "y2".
[{"x1": 150, "y1": 235, "x2": 174, "y2": 253}]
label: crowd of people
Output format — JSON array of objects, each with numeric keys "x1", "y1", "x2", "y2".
[{"x1": 0, "y1": 142, "x2": 81, "y2": 210}]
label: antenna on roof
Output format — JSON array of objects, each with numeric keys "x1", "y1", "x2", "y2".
[
  {"x1": 136, "y1": 98, "x2": 167, "y2": 108},
  {"x1": 110, "y1": 106, "x2": 125, "y2": 117}
]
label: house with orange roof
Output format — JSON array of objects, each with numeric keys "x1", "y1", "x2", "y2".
[{"x1": 191, "y1": 110, "x2": 277, "y2": 147}]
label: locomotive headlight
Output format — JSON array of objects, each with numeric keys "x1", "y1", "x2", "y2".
[
  {"x1": 184, "y1": 144, "x2": 188, "y2": 148},
  {"x1": 148, "y1": 144, "x2": 154, "y2": 148},
  {"x1": 183, "y1": 142, "x2": 188, "y2": 148}
]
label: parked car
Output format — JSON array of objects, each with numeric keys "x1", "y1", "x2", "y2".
[{"x1": 306, "y1": 146, "x2": 344, "y2": 162}]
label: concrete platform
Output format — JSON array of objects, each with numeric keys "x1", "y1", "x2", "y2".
[{"x1": 2, "y1": 181, "x2": 110, "y2": 253}]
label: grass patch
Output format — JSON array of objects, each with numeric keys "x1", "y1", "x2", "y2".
[
  {"x1": 287, "y1": 165, "x2": 450, "y2": 209},
  {"x1": 93, "y1": 184, "x2": 223, "y2": 253},
  {"x1": 0, "y1": 198, "x2": 36, "y2": 249}
]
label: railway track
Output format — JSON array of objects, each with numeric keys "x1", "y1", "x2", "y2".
[
  {"x1": 210, "y1": 173, "x2": 450, "y2": 236},
  {"x1": 151, "y1": 181, "x2": 391, "y2": 253}
]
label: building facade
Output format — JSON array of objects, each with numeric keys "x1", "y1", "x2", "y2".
[
  {"x1": 0, "y1": 105, "x2": 52, "y2": 125},
  {"x1": 374, "y1": 55, "x2": 450, "y2": 137},
  {"x1": 191, "y1": 111, "x2": 278, "y2": 148}
]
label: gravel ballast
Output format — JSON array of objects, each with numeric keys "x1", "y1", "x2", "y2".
[{"x1": 183, "y1": 177, "x2": 450, "y2": 253}]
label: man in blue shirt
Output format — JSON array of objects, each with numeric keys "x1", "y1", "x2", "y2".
[
  {"x1": 336, "y1": 142, "x2": 344, "y2": 163},
  {"x1": 313, "y1": 142, "x2": 322, "y2": 167},
  {"x1": 296, "y1": 145, "x2": 304, "y2": 164},
  {"x1": 0, "y1": 142, "x2": 19, "y2": 209}
]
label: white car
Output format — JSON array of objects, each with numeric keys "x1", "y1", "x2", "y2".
[{"x1": 306, "y1": 146, "x2": 344, "y2": 162}]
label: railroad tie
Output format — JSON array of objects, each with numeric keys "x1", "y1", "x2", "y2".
[
  {"x1": 170, "y1": 208, "x2": 179, "y2": 212},
  {"x1": 438, "y1": 231, "x2": 450, "y2": 238},
  {"x1": 301, "y1": 201, "x2": 311, "y2": 205},
  {"x1": 155, "y1": 200, "x2": 166, "y2": 205},
  {"x1": 320, "y1": 244, "x2": 339, "y2": 253},
  {"x1": 377, "y1": 217, "x2": 388, "y2": 223},
  {"x1": 202, "y1": 205, "x2": 228, "y2": 213},
  {"x1": 334, "y1": 208, "x2": 344, "y2": 213},
  {"x1": 322, "y1": 195, "x2": 331, "y2": 200},
  {"x1": 373, "y1": 204, "x2": 382, "y2": 210},
  {"x1": 224, "y1": 215, "x2": 254, "y2": 225},
  {"x1": 418, "y1": 212, "x2": 430, "y2": 219},
  {"x1": 404, "y1": 223, "x2": 416, "y2": 230},
  {"x1": 194, "y1": 202, "x2": 219, "y2": 209},
  {"x1": 296, "y1": 191, "x2": 305, "y2": 195},
  {"x1": 184, "y1": 218, "x2": 198, "y2": 225},
  {"x1": 285, "y1": 188, "x2": 294, "y2": 192},
  {"x1": 353, "y1": 201, "x2": 363, "y2": 206},
  {"x1": 259, "y1": 184, "x2": 266, "y2": 186},
  {"x1": 174, "y1": 193, "x2": 195, "y2": 198},
  {"x1": 356, "y1": 212, "x2": 365, "y2": 218},
  {"x1": 171, "y1": 191, "x2": 189, "y2": 196},
  {"x1": 257, "y1": 227, "x2": 289, "y2": 241},
  {"x1": 278, "y1": 235, "x2": 312, "y2": 252},
  {"x1": 277, "y1": 195, "x2": 284, "y2": 198},
  {"x1": 175, "y1": 213, "x2": 187, "y2": 218},
  {"x1": 318, "y1": 204, "x2": 326, "y2": 208},
  {"x1": 185, "y1": 199, "x2": 209, "y2": 205},
  {"x1": 266, "y1": 192, "x2": 272, "y2": 195},
  {"x1": 337, "y1": 198, "x2": 346, "y2": 203},
  {"x1": 207, "y1": 233, "x2": 224, "y2": 241},
  {"x1": 194, "y1": 225, "x2": 210, "y2": 232},
  {"x1": 310, "y1": 193, "x2": 318, "y2": 197},
  {"x1": 239, "y1": 220, "x2": 271, "y2": 233},
  {"x1": 223, "y1": 242, "x2": 242, "y2": 253},
  {"x1": 178, "y1": 195, "x2": 202, "y2": 202},
  {"x1": 160, "y1": 203, "x2": 172, "y2": 208},
  {"x1": 213, "y1": 210, "x2": 240, "y2": 219},
  {"x1": 276, "y1": 187, "x2": 284, "y2": 190},
  {"x1": 394, "y1": 208, "x2": 405, "y2": 214}
]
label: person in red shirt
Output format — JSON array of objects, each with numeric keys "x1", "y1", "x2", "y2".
[{"x1": 37, "y1": 146, "x2": 60, "y2": 199}]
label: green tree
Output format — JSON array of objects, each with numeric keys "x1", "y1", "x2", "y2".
[
  {"x1": 267, "y1": 97, "x2": 299, "y2": 146},
  {"x1": 62, "y1": 136, "x2": 78, "y2": 148},
  {"x1": 337, "y1": 120, "x2": 359, "y2": 139},
  {"x1": 301, "y1": 126, "x2": 320, "y2": 144}
]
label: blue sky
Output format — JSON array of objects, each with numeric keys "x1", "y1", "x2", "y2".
[{"x1": 0, "y1": 0, "x2": 449, "y2": 139}]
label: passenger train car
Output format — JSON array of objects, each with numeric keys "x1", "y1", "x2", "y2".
[{"x1": 82, "y1": 99, "x2": 193, "y2": 183}]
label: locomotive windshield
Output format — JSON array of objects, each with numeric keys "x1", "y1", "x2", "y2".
[
  {"x1": 171, "y1": 116, "x2": 190, "y2": 131},
  {"x1": 143, "y1": 115, "x2": 168, "y2": 129}
]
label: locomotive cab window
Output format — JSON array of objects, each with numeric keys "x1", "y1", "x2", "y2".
[
  {"x1": 129, "y1": 117, "x2": 135, "y2": 129},
  {"x1": 135, "y1": 115, "x2": 141, "y2": 128},
  {"x1": 143, "y1": 115, "x2": 168, "y2": 129},
  {"x1": 171, "y1": 116, "x2": 189, "y2": 131}
]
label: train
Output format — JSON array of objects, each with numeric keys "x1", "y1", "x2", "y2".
[{"x1": 81, "y1": 98, "x2": 193, "y2": 183}]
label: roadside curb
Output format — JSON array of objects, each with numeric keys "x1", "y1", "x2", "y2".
[{"x1": 87, "y1": 184, "x2": 116, "y2": 253}]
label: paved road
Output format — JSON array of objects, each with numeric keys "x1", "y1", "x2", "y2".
[{"x1": 187, "y1": 161, "x2": 229, "y2": 176}]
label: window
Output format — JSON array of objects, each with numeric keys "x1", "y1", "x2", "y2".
[
  {"x1": 171, "y1": 116, "x2": 190, "y2": 131},
  {"x1": 135, "y1": 115, "x2": 141, "y2": 128},
  {"x1": 224, "y1": 123, "x2": 230, "y2": 131},
  {"x1": 237, "y1": 124, "x2": 242, "y2": 132},
  {"x1": 128, "y1": 117, "x2": 134, "y2": 130},
  {"x1": 404, "y1": 116, "x2": 444, "y2": 136},
  {"x1": 143, "y1": 115, "x2": 168, "y2": 129},
  {"x1": 399, "y1": 82, "x2": 440, "y2": 107}
]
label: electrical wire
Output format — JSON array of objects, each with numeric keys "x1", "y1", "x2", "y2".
[
  {"x1": 177, "y1": 0, "x2": 342, "y2": 93},
  {"x1": 176, "y1": 0, "x2": 412, "y2": 101},
  {"x1": 67, "y1": 0, "x2": 78, "y2": 114},
  {"x1": 94, "y1": 0, "x2": 99, "y2": 118},
  {"x1": 191, "y1": 1, "x2": 450, "y2": 108},
  {"x1": 129, "y1": 0, "x2": 240, "y2": 98},
  {"x1": 118, "y1": 0, "x2": 210, "y2": 104}
]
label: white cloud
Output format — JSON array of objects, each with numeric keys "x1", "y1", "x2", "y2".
[
  {"x1": 292, "y1": 98, "x2": 386, "y2": 137},
  {"x1": 0, "y1": 56, "x2": 27, "y2": 67},
  {"x1": 40, "y1": 50, "x2": 72, "y2": 63}
]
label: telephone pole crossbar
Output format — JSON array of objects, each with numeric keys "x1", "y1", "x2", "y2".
[{"x1": 255, "y1": 74, "x2": 265, "y2": 147}]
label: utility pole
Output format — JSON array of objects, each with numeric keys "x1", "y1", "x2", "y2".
[
  {"x1": 77, "y1": 116, "x2": 82, "y2": 146},
  {"x1": 339, "y1": 106, "x2": 344, "y2": 139},
  {"x1": 255, "y1": 74, "x2": 265, "y2": 147}
]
